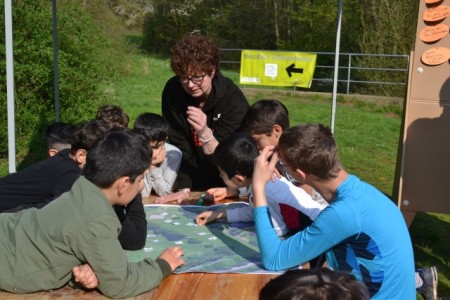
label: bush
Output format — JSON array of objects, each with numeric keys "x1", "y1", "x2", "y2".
[{"x1": 0, "y1": 0, "x2": 115, "y2": 165}]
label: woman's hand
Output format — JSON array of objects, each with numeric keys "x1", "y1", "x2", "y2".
[{"x1": 186, "y1": 106, "x2": 209, "y2": 139}]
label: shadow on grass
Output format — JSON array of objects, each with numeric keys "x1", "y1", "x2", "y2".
[{"x1": 410, "y1": 212, "x2": 450, "y2": 298}]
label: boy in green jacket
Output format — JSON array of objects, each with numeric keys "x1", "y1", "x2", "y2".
[{"x1": 0, "y1": 128, "x2": 185, "y2": 298}]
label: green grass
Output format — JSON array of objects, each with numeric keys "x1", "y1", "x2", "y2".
[
  {"x1": 0, "y1": 49, "x2": 448, "y2": 298},
  {"x1": 102, "y1": 53, "x2": 173, "y2": 125}
]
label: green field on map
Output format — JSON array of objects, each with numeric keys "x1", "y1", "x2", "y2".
[{"x1": 126, "y1": 203, "x2": 278, "y2": 274}]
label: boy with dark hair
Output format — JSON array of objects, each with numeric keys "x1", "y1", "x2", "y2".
[
  {"x1": 260, "y1": 268, "x2": 370, "y2": 300},
  {"x1": 195, "y1": 132, "x2": 325, "y2": 237},
  {"x1": 96, "y1": 104, "x2": 129, "y2": 128},
  {"x1": 0, "y1": 119, "x2": 147, "y2": 251},
  {"x1": 133, "y1": 113, "x2": 181, "y2": 197},
  {"x1": 0, "y1": 119, "x2": 110, "y2": 213},
  {"x1": 95, "y1": 105, "x2": 148, "y2": 249},
  {"x1": 240, "y1": 99, "x2": 324, "y2": 202},
  {"x1": 240, "y1": 99, "x2": 289, "y2": 143},
  {"x1": 252, "y1": 124, "x2": 416, "y2": 299},
  {"x1": 44, "y1": 121, "x2": 77, "y2": 157},
  {"x1": 0, "y1": 128, "x2": 185, "y2": 298},
  {"x1": 214, "y1": 99, "x2": 326, "y2": 236}
]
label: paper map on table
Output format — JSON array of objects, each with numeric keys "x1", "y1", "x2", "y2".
[{"x1": 126, "y1": 203, "x2": 279, "y2": 274}]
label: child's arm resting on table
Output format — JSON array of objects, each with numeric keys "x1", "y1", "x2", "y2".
[{"x1": 195, "y1": 210, "x2": 227, "y2": 225}]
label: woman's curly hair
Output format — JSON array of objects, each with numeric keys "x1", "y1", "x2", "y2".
[{"x1": 170, "y1": 35, "x2": 220, "y2": 77}]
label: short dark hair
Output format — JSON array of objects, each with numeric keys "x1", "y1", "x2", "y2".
[
  {"x1": 278, "y1": 124, "x2": 341, "y2": 180},
  {"x1": 241, "y1": 99, "x2": 289, "y2": 135},
  {"x1": 70, "y1": 119, "x2": 111, "y2": 155},
  {"x1": 96, "y1": 105, "x2": 129, "y2": 128},
  {"x1": 214, "y1": 132, "x2": 259, "y2": 179},
  {"x1": 83, "y1": 128, "x2": 151, "y2": 188},
  {"x1": 170, "y1": 35, "x2": 220, "y2": 77},
  {"x1": 260, "y1": 268, "x2": 370, "y2": 300},
  {"x1": 133, "y1": 113, "x2": 169, "y2": 142},
  {"x1": 44, "y1": 122, "x2": 77, "y2": 151}
]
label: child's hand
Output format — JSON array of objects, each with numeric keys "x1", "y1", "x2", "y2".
[
  {"x1": 195, "y1": 210, "x2": 226, "y2": 225},
  {"x1": 151, "y1": 146, "x2": 166, "y2": 167},
  {"x1": 206, "y1": 187, "x2": 239, "y2": 201},
  {"x1": 158, "y1": 246, "x2": 185, "y2": 271},
  {"x1": 155, "y1": 190, "x2": 190, "y2": 204},
  {"x1": 196, "y1": 211, "x2": 215, "y2": 225},
  {"x1": 206, "y1": 187, "x2": 227, "y2": 201},
  {"x1": 253, "y1": 146, "x2": 278, "y2": 190},
  {"x1": 72, "y1": 264, "x2": 98, "y2": 289}
]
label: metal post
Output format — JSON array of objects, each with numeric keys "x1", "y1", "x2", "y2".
[
  {"x1": 52, "y1": 0, "x2": 60, "y2": 121},
  {"x1": 330, "y1": 0, "x2": 343, "y2": 133},
  {"x1": 347, "y1": 54, "x2": 352, "y2": 95},
  {"x1": 5, "y1": 0, "x2": 16, "y2": 173}
]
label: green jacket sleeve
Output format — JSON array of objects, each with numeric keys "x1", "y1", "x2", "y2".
[{"x1": 73, "y1": 213, "x2": 171, "y2": 299}]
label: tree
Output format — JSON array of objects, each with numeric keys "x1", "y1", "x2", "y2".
[{"x1": 0, "y1": 0, "x2": 114, "y2": 163}]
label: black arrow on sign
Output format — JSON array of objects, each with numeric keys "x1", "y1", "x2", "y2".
[{"x1": 286, "y1": 63, "x2": 303, "y2": 77}]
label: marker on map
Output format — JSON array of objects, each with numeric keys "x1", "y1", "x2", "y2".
[{"x1": 196, "y1": 194, "x2": 206, "y2": 205}]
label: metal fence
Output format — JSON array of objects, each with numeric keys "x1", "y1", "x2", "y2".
[{"x1": 219, "y1": 49, "x2": 410, "y2": 97}]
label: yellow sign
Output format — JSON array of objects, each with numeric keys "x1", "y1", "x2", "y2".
[{"x1": 239, "y1": 50, "x2": 317, "y2": 88}]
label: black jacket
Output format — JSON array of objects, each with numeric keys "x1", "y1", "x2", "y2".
[{"x1": 162, "y1": 72, "x2": 249, "y2": 189}]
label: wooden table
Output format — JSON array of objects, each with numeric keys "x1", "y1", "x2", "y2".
[{"x1": 0, "y1": 192, "x2": 279, "y2": 300}]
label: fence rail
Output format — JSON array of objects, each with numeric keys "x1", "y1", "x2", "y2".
[{"x1": 219, "y1": 49, "x2": 410, "y2": 97}]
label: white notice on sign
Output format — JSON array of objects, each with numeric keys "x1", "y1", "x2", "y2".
[{"x1": 265, "y1": 64, "x2": 278, "y2": 79}]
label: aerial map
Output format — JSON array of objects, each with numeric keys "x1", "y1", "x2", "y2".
[{"x1": 126, "y1": 203, "x2": 279, "y2": 274}]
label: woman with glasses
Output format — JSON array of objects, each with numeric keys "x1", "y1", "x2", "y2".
[{"x1": 160, "y1": 35, "x2": 249, "y2": 201}]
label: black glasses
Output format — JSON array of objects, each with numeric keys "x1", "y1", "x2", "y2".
[{"x1": 179, "y1": 74, "x2": 206, "y2": 85}]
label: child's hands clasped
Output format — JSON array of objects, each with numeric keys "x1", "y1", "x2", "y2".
[{"x1": 72, "y1": 264, "x2": 99, "y2": 289}]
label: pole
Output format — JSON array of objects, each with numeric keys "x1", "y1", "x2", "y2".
[
  {"x1": 52, "y1": 0, "x2": 60, "y2": 121},
  {"x1": 5, "y1": 0, "x2": 16, "y2": 173},
  {"x1": 331, "y1": 0, "x2": 343, "y2": 133}
]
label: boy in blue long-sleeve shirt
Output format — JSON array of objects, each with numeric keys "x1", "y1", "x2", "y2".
[{"x1": 252, "y1": 124, "x2": 416, "y2": 299}]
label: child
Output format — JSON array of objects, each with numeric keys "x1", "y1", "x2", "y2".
[
  {"x1": 259, "y1": 268, "x2": 370, "y2": 300},
  {"x1": 0, "y1": 120, "x2": 146, "y2": 250},
  {"x1": 44, "y1": 121, "x2": 77, "y2": 157},
  {"x1": 252, "y1": 124, "x2": 416, "y2": 299},
  {"x1": 0, "y1": 128, "x2": 185, "y2": 298},
  {"x1": 205, "y1": 99, "x2": 327, "y2": 235},
  {"x1": 96, "y1": 104, "x2": 129, "y2": 128},
  {"x1": 95, "y1": 105, "x2": 148, "y2": 250},
  {"x1": 0, "y1": 119, "x2": 110, "y2": 213},
  {"x1": 240, "y1": 99, "x2": 326, "y2": 205},
  {"x1": 195, "y1": 132, "x2": 325, "y2": 237},
  {"x1": 133, "y1": 113, "x2": 182, "y2": 197}
]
